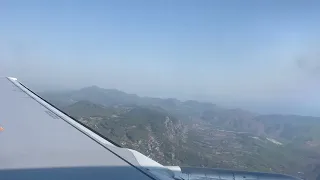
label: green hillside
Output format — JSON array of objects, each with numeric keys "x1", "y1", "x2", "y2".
[{"x1": 39, "y1": 86, "x2": 320, "y2": 179}]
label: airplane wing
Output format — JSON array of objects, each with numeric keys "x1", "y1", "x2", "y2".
[{"x1": 0, "y1": 77, "x2": 301, "y2": 180}]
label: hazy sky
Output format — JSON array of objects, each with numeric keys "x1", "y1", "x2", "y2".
[{"x1": 1, "y1": 0, "x2": 320, "y2": 116}]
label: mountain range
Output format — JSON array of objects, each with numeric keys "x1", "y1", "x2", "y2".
[{"x1": 39, "y1": 86, "x2": 320, "y2": 179}]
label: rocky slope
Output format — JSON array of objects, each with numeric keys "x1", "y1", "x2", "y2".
[
  {"x1": 40, "y1": 86, "x2": 320, "y2": 179},
  {"x1": 62, "y1": 101, "x2": 188, "y2": 165}
]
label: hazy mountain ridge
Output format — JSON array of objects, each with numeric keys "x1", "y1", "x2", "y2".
[
  {"x1": 40, "y1": 86, "x2": 320, "y2": 146},
  {"x1": 39, "y1": 86, "x2": 320, "y2": 179},
  {"x1": 40, "y1": 86, "x2": 219, "y2": 119}
]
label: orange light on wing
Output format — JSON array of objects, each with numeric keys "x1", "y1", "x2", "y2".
[{"x1": 0, "y1": 126, "x2": 4, "y2": 131}]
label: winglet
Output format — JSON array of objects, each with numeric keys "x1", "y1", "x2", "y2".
[{"x1": 7, "y1": 77, "x2": 18, "y2": 81}]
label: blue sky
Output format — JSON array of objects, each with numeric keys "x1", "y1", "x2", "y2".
[{"x1": 1, "y1": 0, "x2": 320, "y2": 116}]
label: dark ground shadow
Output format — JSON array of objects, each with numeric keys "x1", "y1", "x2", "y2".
[
  {"x1": 0, "y1": 166, "x2": 303, "y2": 180},
  {"x1": 0, "y1": 166, "x2": 156, "y2": 180}
]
